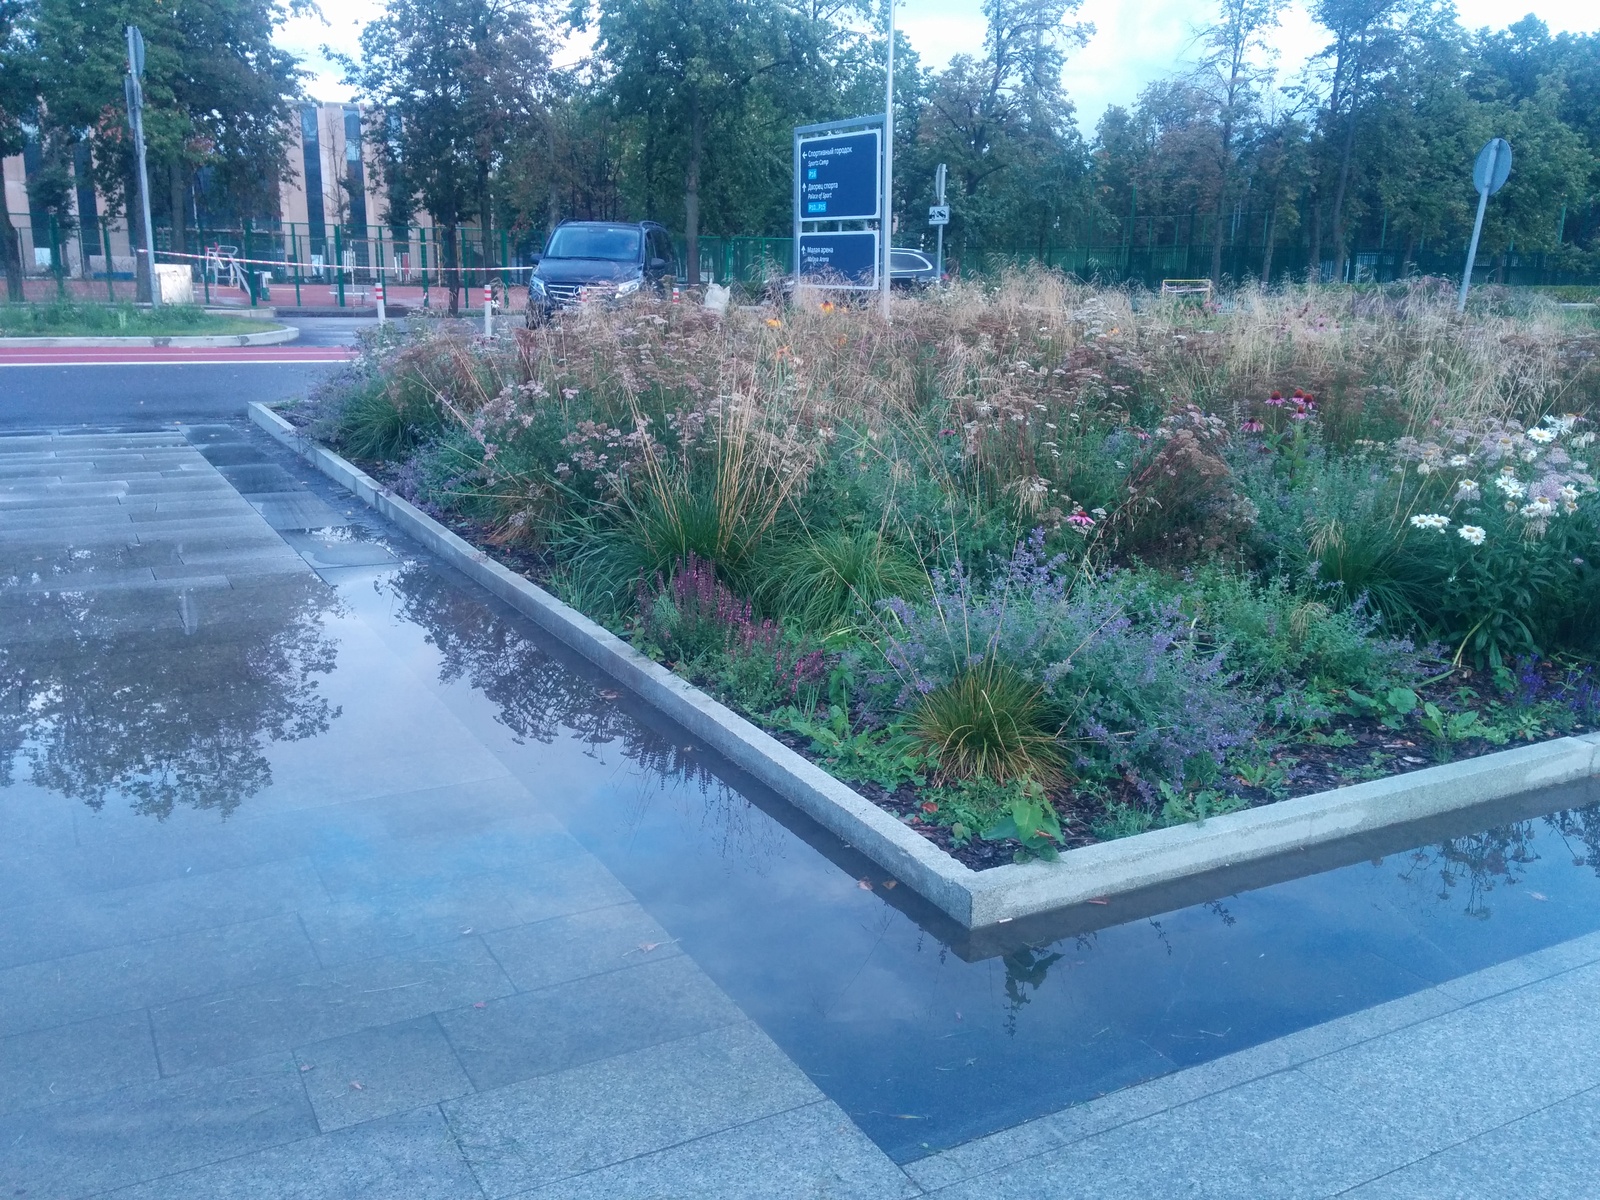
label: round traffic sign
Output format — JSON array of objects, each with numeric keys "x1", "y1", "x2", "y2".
[{"x1": 1473, "y1": 138, "x2": 1512, "y2": 196}]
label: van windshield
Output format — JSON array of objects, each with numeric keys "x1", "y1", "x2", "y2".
[{"x1": 544, "y1": 226, "x2": 642, "y2": 262}]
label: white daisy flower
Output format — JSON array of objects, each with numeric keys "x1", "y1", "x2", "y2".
[
  {"x1": 1408, "y1": 513, "x2": 1450, "y2": 531},
  {"x1": 1526, "y1": 427, "x2": 1557, "y2": 445},
  {"x1": 1494, "y1": 476, "x2": 1527, "y2": 498},
  {"x1": 1457, "y1": 525, "x2": 1487, "y2": 545}
]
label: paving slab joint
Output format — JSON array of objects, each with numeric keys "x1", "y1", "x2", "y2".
[{"x1": 247, "y1": 401, "x2": 1600, "y2": 931}]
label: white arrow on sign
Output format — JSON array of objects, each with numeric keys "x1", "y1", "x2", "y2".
[{"x1": 928, "y1": 205, "x2": 950, "y2": 226}]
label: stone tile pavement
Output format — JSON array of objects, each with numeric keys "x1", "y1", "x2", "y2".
[{"x1": 2, "y1": 427, "x2": 1597, "y2": 1198}]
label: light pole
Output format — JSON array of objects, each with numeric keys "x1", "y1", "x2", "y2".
[
  {"x1": 881, "y1": 0, "x2": 894, "y2": 320},
  {"x1": 124, "y1": 25, "x2": 160, "y2": 306}
]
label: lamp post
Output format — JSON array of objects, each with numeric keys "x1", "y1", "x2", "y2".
[{"x1": 124, "y1": 25, "x2": 160, "y2": 306}]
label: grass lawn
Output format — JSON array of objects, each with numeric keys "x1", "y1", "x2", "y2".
[
  {"x1": 0, "y1": 302, "x2": 283, "y2": 338},
  {"x1": 294, "y1": 277, "x2": 1600, "y2": 865}
]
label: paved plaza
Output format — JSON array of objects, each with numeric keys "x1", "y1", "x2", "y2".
[{"x1": 2, "y1": 426, "x2": 1598, "y2": 1198}]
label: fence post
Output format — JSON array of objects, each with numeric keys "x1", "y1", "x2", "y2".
[
  {"x1": 419, "y1": 226, "x2": 429, "y2": 308},
  {"x1": 291, "y1": 225, "x2": 301, "y2": 306},
  {"x1": 49, "y1": 215, "x2": 65, "y2": 300},
  {"x1": 244, "y1": 219, "x2": 257, "y2": 307},
  {"x1": 500, "y1": 228, "x2": 509, "y2": 295},
  {"x1": 335, "y1": 225, "x2": 345, "y2": 307},
  {"x1": 461, "y1": 227, "x2": 469, "y2": 310},
  {"x1": 102, "y1": 222, "x2": 116, "y2": 303}
]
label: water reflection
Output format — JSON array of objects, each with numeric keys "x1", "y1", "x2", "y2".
[
  {"x1": 337, "y1": 556, "x2": 1600, "y2": 1160},
  {"x1": 0, "y1": 578, "x2": 342, "y2": 817},
  {"x1": 379, "y1": 563, "x2": 796, "y2": 868}
]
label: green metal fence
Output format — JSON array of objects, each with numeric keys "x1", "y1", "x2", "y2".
[{"x1": 8, "y1": 211, "x2": 1597, "y2": 306}]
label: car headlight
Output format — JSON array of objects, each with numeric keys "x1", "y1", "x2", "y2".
[
  {"x1": 616, "y1": 277, "x2": 641, "y2": 296},
  {"x1": 529, "y1": 277, "x2": 547, "y2": 297}
]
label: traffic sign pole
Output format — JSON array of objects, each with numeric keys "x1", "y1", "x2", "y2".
[
  {"x1": 1458, "y1": 137, "x2": 1512, "y2": 314},
  {"x1": 881, "y1": 0, "x2": 894, "y2": 320},
  {"x1": 934, "y1": 163, "x2": 947, "y2": 283},
  {"x1": 125, "y1": 26, "x2": 160, "y2": 306}
]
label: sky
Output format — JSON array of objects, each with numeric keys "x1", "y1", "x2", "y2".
[{"x1": 280, "y1": 0, "x2": 1600, "y2": 135}]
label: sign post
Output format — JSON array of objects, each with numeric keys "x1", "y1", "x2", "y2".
[
  {"x1": 1458, "y1": 137, "x2": 1512, "y2": 313},
  {"x1": 880, "y1": 0, "x2": 894, "y2": 320},
  {"x1": 793, "y1": 116, "x2": 885, "y2": 292},
  {"x1": 124, "y1": 26, "x2": 160, "y2": 306},
  {"x1": 932, "y1": 163, "x2": 948, "y2": 282}
]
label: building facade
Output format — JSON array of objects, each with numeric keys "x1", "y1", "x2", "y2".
[{"x1": 2, "y1": 101, "x2": 416, "y2": 282}]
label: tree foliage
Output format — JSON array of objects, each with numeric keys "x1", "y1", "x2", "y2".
[{"x1": 5, "y1": 0, "x2": 1600, "y2": 285}]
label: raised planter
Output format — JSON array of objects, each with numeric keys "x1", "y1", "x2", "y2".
[
  {"x1": 1, "y1": 325, "x2": 297, "y2": 349},
  {"x1": 249, "y1": 400, "x2": 1600, "y2": 930}
]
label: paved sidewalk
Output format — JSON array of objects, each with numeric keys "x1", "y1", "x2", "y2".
[
  {"x1": 909, "y1": 930, "x2": 1600, "y2": 1197},
  {"x1": 3, "y1": 428, "x2": 1597, "y2": 1198},
  {"x1": 0, "y1": 430, "x2": 908, "y2": 1199}
]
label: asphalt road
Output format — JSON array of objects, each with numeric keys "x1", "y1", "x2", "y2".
[{"x1": 0, "y1": 317, "x2": 368, "y2": 432}]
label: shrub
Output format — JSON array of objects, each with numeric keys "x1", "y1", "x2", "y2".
[
  {"x1": 1172, "y1": 568, "x2": 1425, "y2": 694},
  {"x1": 868, "y1": 533, "x2": 1258, "y2": 790},
  {"x1": 634, "y1": 554, "x2": 828, "y2": 713}
]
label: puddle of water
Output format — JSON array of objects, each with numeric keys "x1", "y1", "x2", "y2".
[
  {"x1": 337, "y1": 559, "x2": 1600, "y2": 1161},
  {"x1": 7, "y1": 427, "x2": 1600, "y2": 1163}
]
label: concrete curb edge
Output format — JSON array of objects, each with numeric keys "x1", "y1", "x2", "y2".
[
  {"x1": 248, "y1": 401, "x2": 1600, "y2": 929},
  {"x1": 2, "y1": 325, "x2": 298, "y2": 349}
]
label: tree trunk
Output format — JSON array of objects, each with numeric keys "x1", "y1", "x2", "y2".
[
  {"x1": 477, "y1": 161, "x2": 494, "y2": 271},
  {"x1": 1210, "y1": 195, "x2": 1227, "y2": 286},
  {"x1": 684, "y1": 91, "x2": 702, "y2": 287},
  {"x1": 1401, "y1": 231, "x2": 1416, "y2": 277},
  {"x1": 1, "y1": 207, "x2": 22, "y2": 301},
  {"x1": 168, "y1": 162, "x2": 188, "y2": 258},
  {"x1": 1260, "y1": 203, "x2": 1277, "y2": 285},
  {"x1": 443, "y1": 220, "x2": 460, "y2": 315},
  {"x1": 1307, "y1": 194, "x2": 1323, "y2": 282},
  {"x1": 1328, "y1": 104, "x2": 1359, "y2": 283}
]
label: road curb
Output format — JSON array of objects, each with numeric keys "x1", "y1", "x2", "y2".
[
  {"x1": 248, "y1": 400, "x2": 1600, "y2": 929},
  {"x1": 0, "y1": 325, "x2": 298, "y2": 348}
]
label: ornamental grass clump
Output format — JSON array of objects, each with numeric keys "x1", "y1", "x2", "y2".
[{"x1": 907, "y1": 659, "x2": 1066, "y2": 786}]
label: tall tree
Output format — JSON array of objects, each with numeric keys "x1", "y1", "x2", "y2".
[
  {"x1": 919, "y1": 0, "x2": 1090, "y2": 260},
  {"x1": 581, "y1": 0, "x2": 788, "y2": 283},
  {"x1": 0, "y1": 0, "x2": 35, "y2": 299},
  {"x1": 343, "y1": 0, "x2": 552, "y2": 313},
  {"x1": 30, "y1": 0, "x2": 302, "y2": 253},
  {"x1": 1192, "y1": 0, "x2": 1285, "y2": 284},
  {"x1": 1304, "y1": 0, "x2": 1408, "y2": 279}
]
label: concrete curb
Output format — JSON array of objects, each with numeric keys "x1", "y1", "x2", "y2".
[
  {"x1": 1, "y1": 325, "x2": 297, "y2": 348},
  {"x1": 248, "y1": 401, "x2": 1600, "y2": 929}
]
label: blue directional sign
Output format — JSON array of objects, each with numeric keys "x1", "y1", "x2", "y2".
[
  {"x1": 797, "y1": 231, "x2": 879, "y2": 288},
  {"x1": 799, "y1": 131, "x2": 881, "y2": 221}
]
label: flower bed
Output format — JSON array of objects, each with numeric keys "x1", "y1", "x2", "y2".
[{"x1": 292, "y1": 278, "x2": 1600, "y2": 868}]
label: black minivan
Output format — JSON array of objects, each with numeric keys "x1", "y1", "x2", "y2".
[{"x1": 526, "y1": 221, "x2": 677, "y2": 321}]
